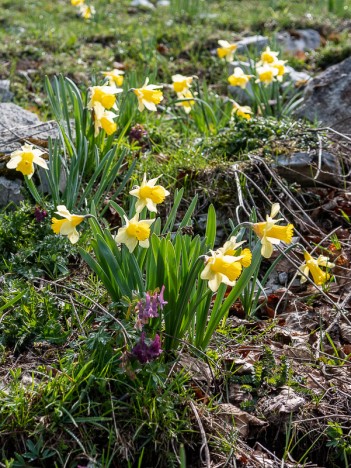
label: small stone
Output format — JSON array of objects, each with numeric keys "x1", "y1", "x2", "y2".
[
  {"x1": 276, "y1": 29, "x2": 321, "y2": 53},
  {"x1": 236, "y1": 35, "x2": 269, "y2": 55},
  {"x1": 157, "y1": 0, "x2": 170, "y2": 5}
]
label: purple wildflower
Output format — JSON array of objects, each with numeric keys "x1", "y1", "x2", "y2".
[
  {"x1": 158, "y1": 285, "x2": 168, "y2": 309},
  {"x1": 34, "y1": 206, "x2": 48, "y2": 222},
  {"x1": 132, "y1": 333, "x2": 163, "y2": 364}
]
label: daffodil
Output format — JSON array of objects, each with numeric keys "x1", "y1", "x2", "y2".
[
  {"x1": 201, "y1": 251, "x2": 243, "y2": 292},
  {"x1": 217, "y1": 40, "x2": 237, "y2": 62},
  {"x1": 217, "y1": 236, "x2": 252, "y2": 268},
  {"x1": 255, "y1": 64, "x2": 279, "y2": 86},
  {"x1": 88, "y1": 85, "x2": 122, "y2": 111},
  {"x1": 299, "y1": 252, "x2": 335, "y2": 286},
  {"x1": 7, "y1": 144, "x2": 48, "y2": 179},
  {"x1": 271, "y1": 60, "x2": 287, "y2": 82},
  {"x1": 228, "y1": 67, "x2": 253, "y2": 89},
  {"x1": 130, "y1": 174, "x2": 170, "y2": 213},
  {"x1": 133, "y1": 78, "x2": 163, "y2": 112},
  {"x1": 79, "y1": 4, "x2": 95, "y2": 19},
  {"x1": 176, "y1": 90, "x2": 195, "y2": 114},
  {"x1": 115, "y1": 214, "x2": 155, "y2": 252},
  {"x1": 71, "y1": 0, "x2": 84, "y2": 5},
  {"x1": 231, "y1": 101, "x2": 253, "y2": 120},
  {"x1": 253, "y1": 203, "x2": 294, "y2": 259},
  {"x1": 51, "y1": 205, "x2": 86, "y2": 244},
  {"x1": 259, "y1": 46, "x2": 279, "y2": 64},
  {"x1": 93, "y1": 102, "x2": 117, "y2": 137},
  {"x1": 102, "y1": 69, "x2": 125, "y2": 87},
  {"x1": 172, "y1": 74, "x2": 193, "y2": 94}
]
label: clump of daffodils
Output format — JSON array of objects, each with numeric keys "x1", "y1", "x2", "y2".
[
  {"x1": 201, "y1": 236, "x2": 252, "y2": 292},
  {"x1": 88, "y1": 85, "x2": 122, "y2": 137},
  {"x1": 299, "y1": 252, "x2": 335, "y2": 286},
  {"x1": 172, "y1": 74, "x2": 196, "y2": 114},
  {"x1": 253, "y1": 203, "x2": 294, "y2": 259}
]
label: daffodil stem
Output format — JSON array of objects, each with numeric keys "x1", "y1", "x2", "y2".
[{"x1": 25, "y1": 177, "x2": 44, "y2": 206}]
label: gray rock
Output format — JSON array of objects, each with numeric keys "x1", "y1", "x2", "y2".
[
  {"x1": 0, "y1": 103, "x2": 61, "y2": 153},
  {"x1": 130, "y1": 0, "x2": 155, "y2": 9},
  {"x1": 272, "y1": 151, "x2": 341, "y2": 186},
  {"x1": 276, "y1": 29, "x2": 321, "y2": 53},
  {"x1": 157, "y1": 0, "x2": 169, "y2": 5},
  {"x1": 0, "y1": 80, "x2": 13, "y2": 102},
  {"x1": 297, "y1": 57, "x2": 351, "y2": 133},
  {"x1": 0, "y1": 176, "x2": 24, "y2": 207},
  {"x1": 236, "y1": 35, "x2": 269, "y2": 55}
]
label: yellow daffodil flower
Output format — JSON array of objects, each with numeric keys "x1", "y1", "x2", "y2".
[
  {"x1": 130, "y1": 174, "x2": 170, "y2": 213},
  {"x1": 255, "y1": 64, "x2": 279, "y2": 86},
  {"x1": 231, "y1": 101, "x2": 253, "y2": 120},
  {"x1": 271, "y1": 60, "x2": 287, "y2": 82},
  {"x1": 253, "y1": 203, "x2": 294, "y2": 259},
  {"x1": 172, "y1": 74, "x2": 193, "y2": 94},
  {"x1": 217, "y1": 236, "x2": 252, "y2": 268},
  {"x1": 79, "y1": 4, "x2": 95, "y2": 19},
  {"x1": 201, "y1": 251, "x2": 243, "y2": 292},
  {"x1": 102, "y1": 69, "x2": 125, "y2": 87},
  {"x1": 93, "y1": 102, "x2": 117, "y2": 137},
  {"x1": 299, "y1": 252, "x2": 335, "y2": 286},
  {"x1": 7, "y1": 144, "x2": 48, "y2": 179},
  {"x1": 88, "y1": 85, "x2": 122, "y2": 111},
  {"x1": 176, "y1": 90, "x2": 195, "y2": 114},
  {"x1": 217, "y1": 40, "x2": 237, "y2": 62},
  {"x1": 115, "y1": 214, "x2": 155, "y2": 252},
  {"x1": 259, "y1": 46, "x2": 279, "y2": 64},
  {"x1": 228, "y1": 67, "x2": 253, "y2": 89},
  {"x1": 133, "y1": 78, "x2": 163, "y2": 112},
  {"x1": 51, "y1": 205, "x2": 86, "y2": 244},
  {"x1": 71, "y1": 0, "x2": 84, "y2": 5}
]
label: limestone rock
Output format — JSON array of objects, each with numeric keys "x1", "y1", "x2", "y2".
[
  {"x1": 0, "y1": 80, "x2": 13, "y2": 102},
  {"x1": 297, "y1": 57, "x2": 351, "y2": 133},
  {"x1": 0, "y1": 177, "x2": 24, "y2": 207},
  {"x1": 236, "y1": 35, "x2": 269, "y2": 55},
  {"x1": 276, "y1": 29, "x2": 321, "y2": 53}
]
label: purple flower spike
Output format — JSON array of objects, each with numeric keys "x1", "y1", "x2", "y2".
[
  {"x1": 158, "y1": 285, "x2": 168, "y2": 309},
  {"x1": 132, "y1": 333, "x2": 163, "y2": 364}
]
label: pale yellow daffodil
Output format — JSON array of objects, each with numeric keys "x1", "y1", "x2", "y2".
[
  {"x1": 259, "y1": 46, "x2": 279, "y2": 64},
  {"x1": 115, "y1": 214, "x2": 155, "y2": 252},
  {"x1": 7, "y1": 144, "x2": 48, "y2": 179},
  {"x1": 217, "y1": 236, "x2": 252, "y2": 268},
  {"x1": 93, "y1": 102, "x2": 117, "y2": 137},
  {"x1": 271, "y1": 60, "x2": 287, "y2": 82},
  {"x1": 130, "y1": 174, "x2": 170, "y2": 213},
  {"x1": 172, "y1": 74, "x2": 193, "y2": 94},
  {"x1": 133, "y1": 78, "x2": 163, "y2": 112},
  {"x1": 201, "y1": 251, "x2": 243, "y2": 292},
  {"x1": 102, "y1": 69, "x2": 125, "y2": 88},
  {"x1": 228, "y1": 67, "x2": 253, "y2": 89},
  {"x1": 88, "y1": 85, "x2": 122, "y2": 111},
  {"x1": 299, "y1": 252, "x2": 335, "y2": 286},
  {"x1": 231, "y1": 101, "x2": 253, "y2": 120},
  {"x1": 176, "y1": 90, "x2": 195, "y2": 114},
  {"x1": 71, "y1": 0, "x2": 84, "y2": 5},
  {"x1": 255, "y1": 64, "x2": 279, "y2": 86},
  {"x1": 79, "y1": 4, "x2": 95, "y2": 19},
  {"x1": 217, "y1": 40, "x2": 237, "y2": 62},
  {"x1": 253, "y1": 203, "x2": 294, "y2": 259},
  {"x1": 51, "y1": 205, "x2": 86, "y2": 244}
]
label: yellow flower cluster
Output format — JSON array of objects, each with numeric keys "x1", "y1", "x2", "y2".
[
  {"x1": 172, "y1": 74, "x2": 195, "y2": 114},
  {"x1": 70, "y1": 0, "x2": 95, "y2": 20},
  {"x1": 88, "y1": 85, "x2": 122, "y2": 137},
  {"x1": 201, "y1": 236, "x2": 252, "y2": 292}
]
